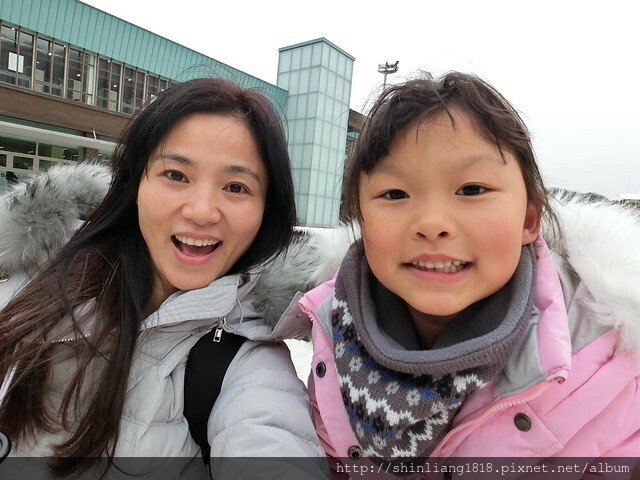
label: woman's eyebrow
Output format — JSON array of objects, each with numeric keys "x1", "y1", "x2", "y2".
[
  {"x1": 223, "y1": 164, "x2": 261, "y2": 183},
  {"x1": 150, "y1": 152, "x2": 195, "y2": 166}
]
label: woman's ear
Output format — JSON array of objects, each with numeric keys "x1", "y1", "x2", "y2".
[{"x1": 522, "y1": 203, "x2": 541, "y2": 245}]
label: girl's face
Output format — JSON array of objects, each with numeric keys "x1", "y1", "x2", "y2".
[
  {"x1": 359, "y1": 108, "x2": 539, "y2": 340},
  {"x1": 137, "y1": 113, "x2": 268, "y2": 309}
]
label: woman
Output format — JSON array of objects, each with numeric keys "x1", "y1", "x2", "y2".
[{"x1": 0, "y1": 78, "x2": 327, "y2": 479}]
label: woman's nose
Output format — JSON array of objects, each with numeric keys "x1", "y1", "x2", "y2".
[{"x1": 181, "y1": 187, "x2": 222, "y2": 225}]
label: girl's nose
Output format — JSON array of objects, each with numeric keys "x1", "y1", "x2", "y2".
[{"x1": 410, "y1": 206, "x2": 457, "y2": 241}]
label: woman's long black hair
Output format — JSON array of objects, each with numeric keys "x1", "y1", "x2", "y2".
[{"x1": 0, "y1": 78, "x2": 296, "y2": 476}]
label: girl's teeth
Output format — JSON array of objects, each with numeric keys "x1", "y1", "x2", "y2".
[{"x1": 411, "y1": 260, "x2": 467, "y2": 272}]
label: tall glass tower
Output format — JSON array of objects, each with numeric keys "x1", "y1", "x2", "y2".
[{"x1": 277, "y1": 38, "x2": 354, "y2": 227}]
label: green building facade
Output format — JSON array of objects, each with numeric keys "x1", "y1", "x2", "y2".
[{"x1": 0, "y1": 0, "x2": 354, "y2": 226}]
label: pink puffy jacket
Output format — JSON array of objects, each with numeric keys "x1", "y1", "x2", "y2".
[{"x1": 281, "y1": 194, "x2": 640, "y2": 475}]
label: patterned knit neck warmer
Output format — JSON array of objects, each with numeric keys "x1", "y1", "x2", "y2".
[{"x1": 331, "y1": 242, "x2": 536, "y2": 460}]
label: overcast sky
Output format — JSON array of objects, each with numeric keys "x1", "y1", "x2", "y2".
[{"x1": 81, "y1": 0, "x2": 639, "y2": 198}]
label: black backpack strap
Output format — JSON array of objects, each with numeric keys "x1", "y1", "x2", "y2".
[{"x1": 184, "y1": 328, "x2": 246, "y2": 470}]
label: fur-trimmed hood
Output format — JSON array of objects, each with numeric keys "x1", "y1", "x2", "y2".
[
  {"x1": 0, "y1": 163, "x2": 339, "y2": 327},
  {"x1": 544, "y1": 189, "x2": 640, "y2": 352},
  {"x1": 0, "y1": 163, "x2": 110, "y2": 274},
  {"x1": 1, "y1": 164, "x2": 639, "y2": 348}
]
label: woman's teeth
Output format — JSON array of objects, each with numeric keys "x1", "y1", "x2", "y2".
[
  {"x1": 174, "y1": 235, "x2": 220, "y2": 247},
  {"x1": 411, "y1": 260, "x2": 467, "y2": 273}
]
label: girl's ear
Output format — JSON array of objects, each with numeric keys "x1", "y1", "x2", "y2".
[{"x1": 522, "y1": 203, "x2": 541, "y2": 245}]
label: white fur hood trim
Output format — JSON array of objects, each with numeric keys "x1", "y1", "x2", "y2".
[
  {"x1": 0, "y1": 163, "x2": 337, "y2": 327},
  {"x1": 0, "y1": 163, "x2": 110, "y2": 274},
  {"x1": 544, "y1": 191, "x2": 640, "y2": 353}
]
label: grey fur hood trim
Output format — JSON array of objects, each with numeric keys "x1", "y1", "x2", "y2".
[
  {"x1": 0, "y1": 163, "x2": 338, "y2": 327},
  {"x1": 0, "y1": 162, "x2": 110, "y2": 274}
]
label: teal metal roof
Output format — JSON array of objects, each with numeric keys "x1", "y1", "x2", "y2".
[
  {"x1": 0, "y1": 0, "x2": 288, "y2": 109},
  {"x1": 279, "y1": 37, "x2": 355, "y2": 61}
]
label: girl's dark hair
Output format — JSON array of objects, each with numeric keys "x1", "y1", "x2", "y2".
[
  {"x1": 345, "y1": 72, "x2": 556, "y2": 228},
  {"x1": 0, "y1": 78, "x2": 295, "y2": 475}
]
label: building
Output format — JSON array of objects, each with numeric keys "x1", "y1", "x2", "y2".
[
  {"x1": 0, "y1": 0, "x2": 358, "y2": 226},
  {"x1": 619, "y1": 193, "x2": 640, "y2": 209}
]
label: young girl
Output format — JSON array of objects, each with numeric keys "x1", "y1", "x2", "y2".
[
  {"x1": 284, "y1": 72, "x2": 640, "y2": 469},
  {"x1": 0, "y1": 78, "x2": 328, "y2": 478}
]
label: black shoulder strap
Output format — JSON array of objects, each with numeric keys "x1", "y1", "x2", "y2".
[{"x1": 184, "y1": 328, "x2": 247, "y2": 468}]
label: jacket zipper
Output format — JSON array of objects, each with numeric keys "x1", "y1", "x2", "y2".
[{"x1": 430, "y1": 377, "x2": 562, "y2": 456}]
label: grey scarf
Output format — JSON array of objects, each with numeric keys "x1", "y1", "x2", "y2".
[{"x1": 331, "y1": 242, "x2": 536, "y2": 460}]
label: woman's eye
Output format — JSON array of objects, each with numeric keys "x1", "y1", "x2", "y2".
[
  {"x1": 163, "y1": 170, "x2": 187, "y2": 183},
  {"x1": 457, "y1": 184, "x2": 487, "y2": 196},
  {"x1": 224, "y1": 183, "x2": 247, "y2": 194},
  {"x1": 383, "y1": 190, "x2": 408, "y2": 200}
]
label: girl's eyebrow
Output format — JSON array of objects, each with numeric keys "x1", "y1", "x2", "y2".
[{"x1": 452, "y1": 155, "x2": 505, "y2": 171}]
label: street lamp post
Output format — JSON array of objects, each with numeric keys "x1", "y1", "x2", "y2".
[{"x1": 378, "y1": 60, "x2": 399, "y2": 89}]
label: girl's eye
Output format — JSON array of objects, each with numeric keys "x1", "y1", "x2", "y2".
[
  {"x1": 383, "y1": 189, "x2": 408, "y2": 200},
  {"x1": 224, "y1": 183, "x2": 248, "y2": 194},
  {"x1": 457, "y1": 184, "x2": 487, "y2": 196},
  {"x1": 163, "y1": 170, "x2": 187, "y2": 183}
]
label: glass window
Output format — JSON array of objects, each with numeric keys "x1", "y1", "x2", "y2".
[
  {"x1": 82, "y1": 53, "x2": 95, "y2": 105},
  {"x1": 293, "y1": 119, "x2": 304, "y2": 144},
  {"x1": 96, "y1": 58, "x2": 110, "y2": 108},
  {"x1": 338, "y1": 55, "x2": 347, "y2": 78},
  {"x1": 135, "y1": 70, "x2": 145, "y2": 110},
  {"x1": 288, "y1": 70, "x2": 299, "y2": 95},
  {"x1": 66, "y1": 48, "x2": 83, "y2": 101},
  {"x1": 317, "y1": 172, "x2": 327, "y2": 195},
  {"x1": 329, "y1": 48, "x2": 338, "y2": 72},
  {"x1": 121, "y1": 67, "x2": 135, "y2": 114},
  {"x1": 13, "y1": 156, "x2": 34, "y2": 170},
  {"x1": 304, "y1": 119, "x2": 314, "y2": 143},
  {"x1": 277, "y1": 72, "x2": 289, "y2": 91},
  {"x1": 295, "y1": 93, "x2": 306, "y2": 118},
  {"x1": 314, "y1": 196, "x2": 325, "y2": 225},
  {"x1": 50, "y1": 42, "x2": 65, "y2": 97},
  {"x1": 285, "y1": 94, "x2": 297, "y2": 120},
  {"x1": 301, "y1": 45, "x2": 312, "y2": 68},
  {"x1": 297, "y1": 194, "x2": 308, "y2": 220},
  {"x1": 319, "y1": 68, "x2": 328, "y2": 94},
  {"x1": 299, "y1": 68, "x2": 310, "y2": 93},
  {"x1": 0, "y1": 135, "x2": 36, "y2": 154},
  {"x1": 159, "y1": 78, "x2": 168, "y2": 92},
  {"x1": 345, "y1": 59, "x2": 354, "y2": 81},
  {"x1": 0, "y1": 25, "x2": 17, "y2": 85},
  {"x1": 307, "y1": 92, "x2": 318, "y2": 117},
  {"x1": 17, "y1": 31, "x2": 33, "y2": 89},
  {"x1": 146, "y1": 74, "x2": 159, "y2": 103},
  {"x1": 311, "y1": 44, "x2": 322, "y2": 66},
  {"x1": 108, "y1": 62, "x2": 121, "y2": 111},
  {"x1": 291, "y1": 48, "x2": 301, "y2": 70},
  {"x1": 38, "y1": 143, "x2": 80, "y2": 161},
  {"x1": 309, "y1": 66, "x2": 320, "y2": 92},
  {"x1": 279, "y1": 50, "x2": 291, "y2": 73},
  {"x1": 302, "y1": 144, "x2": 313, "y2": 169},
  {"x1": 0, "y1": 153, "x2": 6, "y2": 167},
  {"x1": 38, "y1": 159, "x2": 60, "y2": 171},
  {"x1": 34, "y1": 37, "x2": 52, "y2": 93}
]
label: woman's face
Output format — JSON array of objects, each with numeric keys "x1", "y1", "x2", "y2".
[{"x1": 137, "y1": 113, "x2": 268, "y2": 307}]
